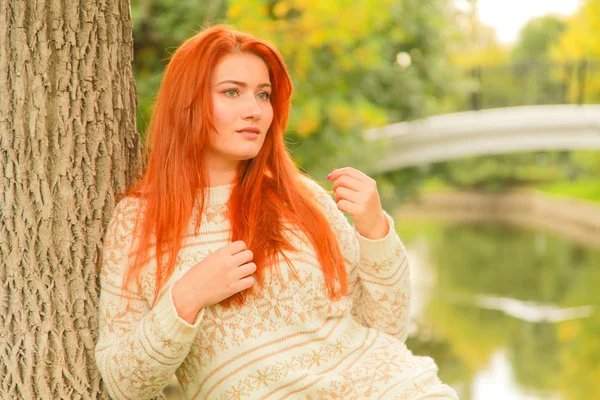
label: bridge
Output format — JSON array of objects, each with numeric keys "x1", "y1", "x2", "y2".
[
  {"x1": 363, "y1": 60, "x2": 600, "y2": 172},
  {"x1": 364, "y1": 105, "x2": 600, "y2": 172}
]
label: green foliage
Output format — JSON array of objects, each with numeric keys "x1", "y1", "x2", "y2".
[
  {"x1": 226, "y1": 0, "x2": 464, "y2": 176},
  {"x1": 379, "y1": 3, "x2": 599, "y2": 202},
  {"x1": 554, "y1": 0, "x2": 600, "y2": 61},
  {"x1": 131, "y1": 0, "x2": 228, "y2": 140},
  {"x1": 553, "y1": 0, "x2": 600, "y2": 105},
  {"x1": 423, "y1": 151, "x2": 574, "y2": 193},
  {"x1": 378, "y1": 166, "x2": 431, "y2": 210},
  {"x1": 538, "y1": 180, "x2": 600, "y2": 205},
  {"x1": 130, "y1": 0, "x2": 464, "y2": 179},
  {"x1": 447, "y1": 4, "x2": 598, "y2": 109},
  {"x1": 128, "y1": 1, "x2": 599, "y2": 203},
  {"x1": 512, "y1": 15, "x2": 567, "y2": 61},
  {"x1": 419, "y1": 1, "x2": 600, "y2": 200},
  {"x1": 419, "y1": 149, "x2": 600, "y2": 205},
  {"x1": 448, "y1": 0, "x2": 509, "y2": 69}
]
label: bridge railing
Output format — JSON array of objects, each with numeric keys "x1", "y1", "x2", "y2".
[{"x1": 463, "y1": 60, "x2": 600, "y2": 111}]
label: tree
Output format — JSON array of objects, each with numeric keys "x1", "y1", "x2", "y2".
[
  {"x1": 552, "y1": 0, "x2": 600, "y2": 105},
  {"x1": 512, "y1": 14, "x2": 566, "y2": 61},
  {"x1": 554, "y1": 0, "x2": 600, "y2": 62},
  {"x1": 129, "y1": 0, "x2": 463, "y2": 179},
  {"x1": 130, "y1": 0, "x2": 228, "y2": 140},
  {"x1": 448, "y1": 0, "x2": 508, "y2": 69},
  {"x1": 0, "y1": 0, "x2": 142, "y2": 398},
  {"x1": 550, "y1": 0, "x2": 600, "y2": 188},
  {"x1": 226, "y1": 0, "x2": 463, "y2": 177}
]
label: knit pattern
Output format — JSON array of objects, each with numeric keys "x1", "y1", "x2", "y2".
[{"x1": 95, "y1": 179, "x2": 458, "y2": 399}]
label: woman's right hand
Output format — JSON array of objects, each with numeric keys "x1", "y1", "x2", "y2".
[{"x1": 171, "y1": 240, "x2": 256, "y2": 323}]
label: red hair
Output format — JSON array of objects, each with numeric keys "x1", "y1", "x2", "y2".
[{"x1": 124, "y1": 25, "x2": 347, "y2": 306}]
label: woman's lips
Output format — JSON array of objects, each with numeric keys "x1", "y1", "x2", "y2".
[{"x1": 237, "y1": 129, "x2": 260, "y2": 140}]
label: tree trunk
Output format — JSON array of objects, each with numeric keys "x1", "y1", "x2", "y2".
[{"x1": 0, "y1": 0, "x2": 142, "y2": 398}]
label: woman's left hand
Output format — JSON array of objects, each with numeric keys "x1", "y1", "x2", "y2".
[{"x1": 326, "y1": 167, "x2": 389, "y2": 240}]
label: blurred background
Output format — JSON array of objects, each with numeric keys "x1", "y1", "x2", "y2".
[{"x1": 129, "y1": 0, "x2": 600, "y2": 399}]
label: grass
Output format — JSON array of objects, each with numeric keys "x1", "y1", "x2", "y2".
[
  {"x1": 535, "y1": 179, "x2": 600, "y2": 205},
  {"x1": 420, "y1": 177, "x2": 456, "y2": 194},
  {"x1": 418, "y1": 176, "x2": 600, "y2": 205}
]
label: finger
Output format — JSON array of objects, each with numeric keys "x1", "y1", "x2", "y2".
[
  {"x1": 336, "y1": 199, "x2": 360, "y2": 216},
  {"x1": 230, "y1": 249, "x2": 254, "y2": 267},
  {"x1": 334, "y1": 186, "x2": 361, "y2": 204},
  {"x1": 327, "y1": 167, "x2": 371, "y2": 183},
  {"x1": 331, "y1": 174, "x2": 362, "y2": 192},
  {"x1": 235, "y1": 275, "x2": 255, "y2": 292},
  {"x1": 226, "y1": 240, "x2": 247, "y2": 255},
  {"x1": 236, "y1": 262, "x2": 257, "y2": 278}
]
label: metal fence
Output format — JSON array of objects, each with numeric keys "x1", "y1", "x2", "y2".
[{"x1": 463, "y1": 60, "x2": 600, "y2": 111}]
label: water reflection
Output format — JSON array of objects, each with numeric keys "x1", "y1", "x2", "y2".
[
  {"x1": 398, "y1": 220, "x2": 600, "y2": 400},
  {"x1": 472, "y1": 351, "x2": 561, "y2": 400}
]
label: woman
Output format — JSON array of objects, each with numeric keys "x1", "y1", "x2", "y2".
[{"x1": 95, "y1": 25, "x2": 458, "y2": 399}]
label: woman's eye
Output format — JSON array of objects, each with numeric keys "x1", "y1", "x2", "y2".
[
  {"x1": 224, "y1": 89, "x2": 239, "y2": 97},
  {"x1": 257, "y1": 92, "x2": 271, "y2": 100}
]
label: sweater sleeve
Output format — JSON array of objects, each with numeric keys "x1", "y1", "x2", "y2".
[
  {"x1": 95, "y1": 198, "x2": 204, "y2": 400},
  {"x1": 351, "y1": 212, "x2": 411, "y2": 342},
  {"x1": 303, "y1": 177, "x2": 411, "y2": 342}
]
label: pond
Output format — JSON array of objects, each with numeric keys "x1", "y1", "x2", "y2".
[{"x1": 397, "y1": 219, "x2": 600, "y2": 400}]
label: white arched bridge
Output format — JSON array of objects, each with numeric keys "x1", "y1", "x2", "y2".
[{"x1": 364, "y1": 105, "x2": 600, "y2": 173}]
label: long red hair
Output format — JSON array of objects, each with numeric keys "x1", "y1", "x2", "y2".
[{"x1": 123, "y1": 25, "x2": 347, "y2": 306}]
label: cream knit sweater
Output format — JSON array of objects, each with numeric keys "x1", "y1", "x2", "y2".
[{"x1": 95, "y1": 178, "x2": 458, "y2": 399}]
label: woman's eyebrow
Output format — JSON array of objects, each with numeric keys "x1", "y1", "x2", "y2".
[{"x1": 216, "y1": 80, "x2": 271, "y2": 89}]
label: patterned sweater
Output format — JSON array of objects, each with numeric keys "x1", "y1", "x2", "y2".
[{"x1": 95, "y1": 179, "x2": 458, "y2": 399}]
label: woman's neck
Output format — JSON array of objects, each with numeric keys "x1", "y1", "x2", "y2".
[
  {"x1": 206, "y1": 158, "x2": 239, "y2": 187},
  {"x1": 208, "y1": 170, "x2": 236, "y2": 187}
]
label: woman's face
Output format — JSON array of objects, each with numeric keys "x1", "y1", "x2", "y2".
[{"x1": 207, "y1": 52, "x2": 274, "y2": 170}]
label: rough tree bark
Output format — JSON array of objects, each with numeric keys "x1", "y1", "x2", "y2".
[{"x1": 0, "y1": 0, "x2": 142, "y2": 398}]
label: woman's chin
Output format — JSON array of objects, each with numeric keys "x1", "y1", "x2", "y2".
[{"x1": 232, "y1": 151, "x2": 261, "y2": 162}]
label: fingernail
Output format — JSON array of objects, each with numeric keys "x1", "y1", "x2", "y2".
[{"x1": 326, "y1": 168, "x2": 336, "y2": 180}]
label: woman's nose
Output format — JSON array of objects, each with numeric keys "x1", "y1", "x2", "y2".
[{"x1": 242, "y1": 96, "x2": 262, "y2": 120}]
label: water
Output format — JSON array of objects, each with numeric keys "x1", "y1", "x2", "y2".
[{"x1": 398, "y1": 220, "x2": 600, "y2": 400}]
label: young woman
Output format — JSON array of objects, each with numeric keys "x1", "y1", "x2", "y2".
[{"x1": 95, "y1": 25, "x2": 458, "y2": 399}]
